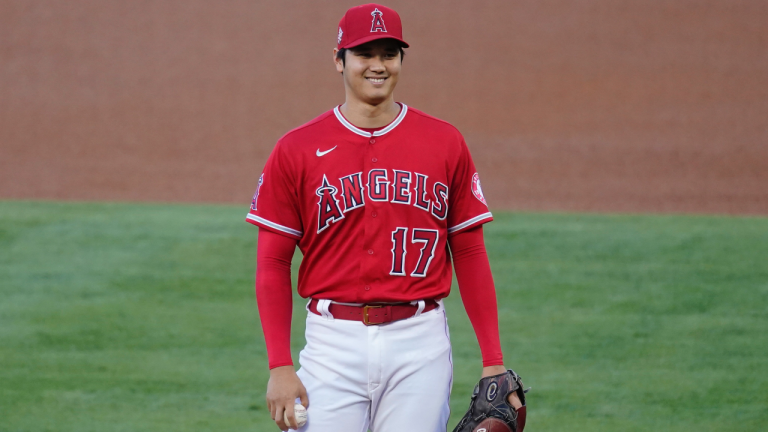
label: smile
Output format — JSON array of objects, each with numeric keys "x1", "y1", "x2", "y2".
[{"x1": 366, "y1": 77, "x2": 387, "y2": 84}]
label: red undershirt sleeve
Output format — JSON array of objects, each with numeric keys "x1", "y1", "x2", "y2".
[
  {"x1": 255, "y1": 228, "x2": 298, "y2": 369},
  {"x1": 448, "y1": 225, "x2": 504, "y2": 367}
]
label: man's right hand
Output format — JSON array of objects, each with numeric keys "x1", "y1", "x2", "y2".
[{"x1": 266, "y1": 365, "x2": 309, "y2": 431}]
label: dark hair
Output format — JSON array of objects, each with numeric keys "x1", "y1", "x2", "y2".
[{"x1": 336, "y1": 46, "x2": 406, "y2": 66}]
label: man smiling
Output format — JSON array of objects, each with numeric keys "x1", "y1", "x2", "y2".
[{"x1": 247, "y1": 4, "x2": 523, "y2": 431}]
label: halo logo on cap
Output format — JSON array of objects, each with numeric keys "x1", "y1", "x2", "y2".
[
  {"x1": 336, "y1": 4, "x2": 409, "y2": 50},
  {"x1": 370, "y1": 8, "x2": 387, "y2": 32}
]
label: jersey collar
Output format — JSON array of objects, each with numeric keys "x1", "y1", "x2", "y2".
[{"x1": 333, "y1": 103, "x2": 409, "y2": 138}]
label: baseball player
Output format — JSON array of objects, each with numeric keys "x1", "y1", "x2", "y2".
[{"x1": 247, "y1": 4, "x2": 524, "y2": 431}]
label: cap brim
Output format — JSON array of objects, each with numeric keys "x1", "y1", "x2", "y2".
[{"x1": 341, "y1": 34, "x2": 409, "y2": 49}]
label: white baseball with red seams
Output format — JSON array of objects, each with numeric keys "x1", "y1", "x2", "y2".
[{"x1": 283, "y1": 403, "x2": 308, "y2": 428}]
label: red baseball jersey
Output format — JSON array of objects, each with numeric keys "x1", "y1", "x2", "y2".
[{"x1": 246, "y1": 104, "x2": 492, "y2": 303}]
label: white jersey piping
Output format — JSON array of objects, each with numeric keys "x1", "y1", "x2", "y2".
[
  {"x1": 333, "y1": 103, "x2": 409, "y2": 138},
  {"x1": 247, "y1": 214, "x2": 303, "y2": 237},
  {"x1": 447, "y1": 212, "x2": 493, "y2": 233}
]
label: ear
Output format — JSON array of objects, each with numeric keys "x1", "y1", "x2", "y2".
[{"x1": 333, "y1": 48, "x2": 344, "y2": 74}]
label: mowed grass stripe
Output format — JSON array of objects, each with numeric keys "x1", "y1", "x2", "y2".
[{"x1": 0, "y1": 201, "x2": 766, "y2": 431}]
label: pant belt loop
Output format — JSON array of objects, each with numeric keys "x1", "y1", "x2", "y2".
[
  {"x1": 317, "y1": 299, "x2": 333, "y2": 320},
  {"x1": 411, "y1": 299, "x2": 426, "y2": 318}
]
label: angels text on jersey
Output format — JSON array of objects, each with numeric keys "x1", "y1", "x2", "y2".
[{"x1": 315, "y1": 168, "x2": 448, "y2": 234}]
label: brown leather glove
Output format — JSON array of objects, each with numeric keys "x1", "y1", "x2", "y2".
[{"x1": 452, "y1": 369, "x2": 528, "y2": 432}]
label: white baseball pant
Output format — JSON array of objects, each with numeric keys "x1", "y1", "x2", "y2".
[{"x1": 291, "y1": 300, "x2": 453, "y2": 432}]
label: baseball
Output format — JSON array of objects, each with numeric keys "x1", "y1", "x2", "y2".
[
  {"x1": 283, "y1": 403, "x2": 308, "y2": 429},
  {"x1": 474, "y1": 417, "x2": 513, "y2": 432}
]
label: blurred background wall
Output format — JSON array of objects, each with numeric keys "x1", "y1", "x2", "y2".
[{"x1": 1, "y1": 0, "x2": 766, "y2": 214}]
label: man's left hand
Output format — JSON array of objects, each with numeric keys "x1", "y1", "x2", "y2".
[{"x1": 482, "y1": 365, "x2": 523, "y2": 410}]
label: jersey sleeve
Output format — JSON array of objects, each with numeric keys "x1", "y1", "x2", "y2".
[
  {"x1": 447, "y1": 139, "x2": 493, "y2": 235},
  {"x1": 245, "y1": 141, "x2": 304, "y2": 239},
  {"x1": 450, "y1": 226, "x2": 504, "y2": 366}
]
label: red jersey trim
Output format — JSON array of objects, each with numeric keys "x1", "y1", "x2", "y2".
[
  {"x1": 246, "y1": 214, "x2": 303, "y2": 238},
  {"x1": 333, "y1": 104, "x2": 409, "y2": 137},
  {"x1": 448, "y1": 212, "x2": 493, "y2": 234}
]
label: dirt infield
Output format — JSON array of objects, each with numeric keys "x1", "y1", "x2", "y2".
[{"x1": 1, "y1": 0, "x2": 766, "y2": 214}]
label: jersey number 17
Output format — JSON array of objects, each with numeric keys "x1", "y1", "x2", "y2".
[{"x1": 390, "y1": 228, "x2": 438, "y2": 277}]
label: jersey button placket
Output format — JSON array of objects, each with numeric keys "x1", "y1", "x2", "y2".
[
  {"x1": 361, "y1": 132, "x2": 379, "y2": 297},
  {"x1": 370, "y1": 136, "x2": 378, "y2": 163}
]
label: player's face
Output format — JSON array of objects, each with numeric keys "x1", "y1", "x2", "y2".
[{"x1": 335, "y1": 39, "x2": 402, "y2": 106}]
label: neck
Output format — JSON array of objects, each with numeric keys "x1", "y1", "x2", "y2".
[{"x1": 340, "y1": 97, "x2": 400, "y2": 129}]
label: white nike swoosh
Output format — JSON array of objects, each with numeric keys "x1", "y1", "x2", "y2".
[{"x1": 316, "y1": 146, "x2": 337, "y2": 157}]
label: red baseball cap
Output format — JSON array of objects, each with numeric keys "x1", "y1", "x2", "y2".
[{"x1": 337, "y1": 4, "x2": 409, "y2": 50}]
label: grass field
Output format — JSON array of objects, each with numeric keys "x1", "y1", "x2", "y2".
[{"x1": 1, "y1": 201, "x2": 766, "y2": 431}]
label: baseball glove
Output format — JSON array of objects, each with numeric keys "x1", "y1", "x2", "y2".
[{"x1": 452, "y1": 369, "x2": 528, "y2": 432}]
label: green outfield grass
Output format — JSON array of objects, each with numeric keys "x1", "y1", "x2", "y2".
[{"x1": 1, "y1": 201, "x2": 766, "y2": 431}]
